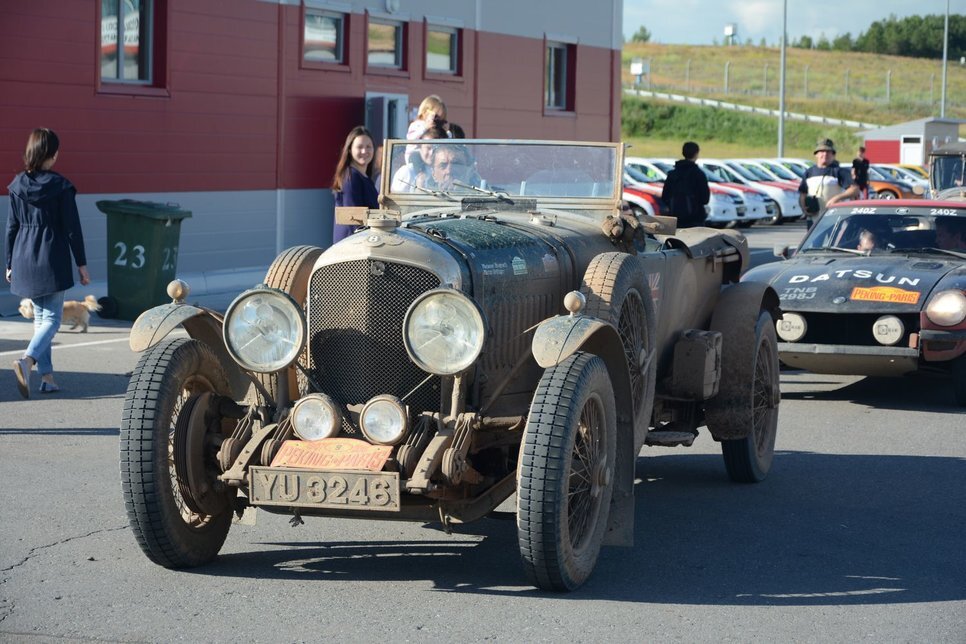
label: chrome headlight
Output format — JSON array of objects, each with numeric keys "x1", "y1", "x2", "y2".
[
  {"x1": 292, "y1": 394, "x2": 342, "y2": 441},
  {"x1": 925, "y1": 290, "x2": 966, "y2": 327},
  {"x1": 224, "y1": 287, "x2": 305, "y2": 373},
  {"x1": 360, "y1": 395, "x2": 409, "y2": 445},
  {"x1": 404, "y1": 288, "x2": 486, "y2": 375},
  {"x1": 872, "y1": 315, "x2": 904, "y2": 345},
  {"x1": 776, "y1": 313, "x2": 807, "y2": 342}
]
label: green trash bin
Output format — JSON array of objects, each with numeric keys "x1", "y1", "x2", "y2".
[{"x1": 95, "y1": 199, "x2": 192, "y2": 321}]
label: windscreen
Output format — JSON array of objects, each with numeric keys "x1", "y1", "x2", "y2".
[
  {"x1": 931, "y1": 154, "x2": 965, "y2": 192},
  {"x1": 385, "y1": 140, "x2": 620, "y2": 200},
  {"x1": 800, "y1": 206, "x2": 966, "y2": 255}
]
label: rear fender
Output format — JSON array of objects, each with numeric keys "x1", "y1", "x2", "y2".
[
  {"x1": 532, "y1": 314, "x2": 636, "y2": 547},
  {"x1": 130, "y1": 303, "x2": 250, "y2": 400}
]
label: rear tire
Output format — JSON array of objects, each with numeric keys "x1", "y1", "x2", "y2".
[
  {"x1": 706, "y1": 308, "x2": 780, "y2": 483},
  {"x1": 518, "y1": 353, "x2": 617, "y2": 591},
  {"x1": 952, "y1": 356, "x2": 966, "y2": 407},
  {"x1": 121, "y1": 338, "x2": 234, "y2": 567}
]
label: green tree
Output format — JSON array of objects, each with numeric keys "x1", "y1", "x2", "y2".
[
  {"x1": 832, "y1": 32, "x2": 853, "y2": 51},
  {"x1": 816, "y1": 33, "x2": 831, "y2": 51},
  {"x1": 631, "y1": 25, "x2": 651, "y2": 43},
  {"x1": 854, "y1": 13, "x2": 965, "y2": 59},
  {"x1": 793, "y1": 35, "x2": 814, "y2": 49}
]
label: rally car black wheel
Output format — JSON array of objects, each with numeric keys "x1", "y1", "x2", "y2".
[
  {"x1": 952, "y1": 356, "x2": 966, "y2": 407},
  {"x1": 581, "y1": 252, "x2": 657, "y2": 428},
  {"x1": 518, "y1": 353, "x2": 617, "y2": 592},
  {"x1": 258, "y1": 245, "x2": 322, "y2": 404},
  {"x1": 710, "y1": 309, "x2": 780, "y2": 482},
  {"x1": 121, "y1": 337, "x2": 234, "y2": 568}
]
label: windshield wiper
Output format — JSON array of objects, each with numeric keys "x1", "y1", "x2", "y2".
[
  {"x1": 801, "y1": 246, "x2": 867, "y2": 255},
  {"x1": 401, "y1": 180, "x2": 457, "y2": 202},
  {"x1": 452, "y1": 181, "x2": 514, "y2": 203},
  {"x1": 890, "y1": 247, "x2": 966, "y2": 260}
]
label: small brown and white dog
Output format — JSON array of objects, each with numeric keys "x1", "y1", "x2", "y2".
[{"x1": 19, "y1": 295, "x2": 102, "y2": 333}]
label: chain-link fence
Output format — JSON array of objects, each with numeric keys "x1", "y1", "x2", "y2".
[{"x1": 626, "y1": 55, "x2": 964, "y2": 110}]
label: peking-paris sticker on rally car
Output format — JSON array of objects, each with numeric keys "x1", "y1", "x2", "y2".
[{"x1": 849, "y1": 286, "x2": 921, "y2": 305}]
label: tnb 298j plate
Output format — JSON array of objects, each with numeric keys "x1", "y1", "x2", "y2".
[{"x1": 249, "y1": 467, "x2": 400, "y2": 511}]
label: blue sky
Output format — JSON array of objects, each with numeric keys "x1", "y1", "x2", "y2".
[{"x1": 623, "y1": 0, "x2": 963, "y2": 45}]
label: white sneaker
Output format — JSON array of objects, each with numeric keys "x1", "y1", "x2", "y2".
[{"x1": 13, "y1": 357, "x2": 31, "y2": 399}]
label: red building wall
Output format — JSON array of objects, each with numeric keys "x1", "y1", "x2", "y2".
[{"x1": 0, "y1": 1, "x2": 620, "y2": 197}]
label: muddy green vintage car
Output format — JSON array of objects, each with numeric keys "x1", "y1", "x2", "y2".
[{"x1": 120, "y1": 139, "x2": 780, "y2": 591}]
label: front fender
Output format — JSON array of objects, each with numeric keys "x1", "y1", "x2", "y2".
[
  {"x1": 130, "y1": 303, "x2": 249, "y2": 400},
  {"x1": 130, "y1": 303, "x2": 213, "y2": 352},
  {"x1": 532, "y1": 314, "x2": 612, "y2": 368}
]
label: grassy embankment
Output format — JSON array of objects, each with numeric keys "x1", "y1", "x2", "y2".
[{"x1": 621, "y1": 42, "x2": 966, "y2": 159}]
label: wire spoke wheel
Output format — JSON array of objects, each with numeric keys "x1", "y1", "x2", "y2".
[
  {"x1": 581, "y1": 253, "x2": 656, "y2": 427},
  {"x1": 121, "y1": 338, "x2": 235, "y2": 568},
  {"x1": 617, "y1": 290, "x2": 648, "y2": 419},
  {"x1": 710, "y1": 307, "x2": 780, "y2": 483},
  {"x1": 518, "y1": 353, "x2": 616, "y2": 591}
]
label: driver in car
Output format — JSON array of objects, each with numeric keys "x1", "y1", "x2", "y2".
[
  {"x1": 420, "y1": 145, "x2": 479, "y2": 192},
  {"x1": 935, "y1": 217, "x2": 966, "y2": 251}
]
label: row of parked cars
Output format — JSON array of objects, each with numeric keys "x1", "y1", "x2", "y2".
[{"x1": 623, "y1": 156, "x2": 931, "y2": 227}]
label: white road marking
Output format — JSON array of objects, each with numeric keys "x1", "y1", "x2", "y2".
[{"x1": 0, "y1": 336, "x2": 132, "y2": 357}]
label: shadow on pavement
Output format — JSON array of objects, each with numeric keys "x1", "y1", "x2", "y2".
[
  {"x1": 780, "y1": 371, "x2": 961, "y2": 410},
  {"x1": 183, "y1": 450, "x2": 965, "y2": 606}
]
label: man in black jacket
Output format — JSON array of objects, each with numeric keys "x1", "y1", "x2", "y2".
[{"x1": 661, "y1": 141, "x2": 710, "y2": 228}]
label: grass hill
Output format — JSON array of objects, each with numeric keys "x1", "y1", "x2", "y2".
[{"x1": 621, "y1": 42, "x2": 965, "y2": 159}]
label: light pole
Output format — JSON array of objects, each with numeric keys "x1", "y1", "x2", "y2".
[
  {"x1": 778, "y1": 0, "x2": 787, "y2": 156},
  {"x1": 941, "y1": 0, "x2": 949, "y2": 117}
]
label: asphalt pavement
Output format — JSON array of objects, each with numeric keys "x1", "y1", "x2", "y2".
[{"x1": 6, "y1": 224, "x2": 962, "y2": 643}]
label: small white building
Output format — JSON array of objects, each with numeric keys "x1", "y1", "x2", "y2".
[{"x1": 859, "y1": 118, "x2": 965, "y2": 166}]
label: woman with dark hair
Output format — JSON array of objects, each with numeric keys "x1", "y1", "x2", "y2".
[
  {"x1": 5, "y1": 128, "x2": 90, "y2": 398},
  {"x1": 331, "y1": 126, "x2": 378, "y2": 243}
]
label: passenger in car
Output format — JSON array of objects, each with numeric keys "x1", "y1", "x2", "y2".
[
  {"x1": 935, "y1": 217, "x2": 966, "y2": 250},
  {"x1": 390, "y1": 120, "x2": 448, "y2": 193}
]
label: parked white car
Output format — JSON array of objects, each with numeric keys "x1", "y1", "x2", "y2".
[
  {"x1": 728, "y1": 159, "x2": 805, "y2": 224},
  {"x1": 625, "y1": 157, "x2": 745, "y2": 227},
  {"x1": 693, "y1": 159, "x2": 779, "y2": 226}
]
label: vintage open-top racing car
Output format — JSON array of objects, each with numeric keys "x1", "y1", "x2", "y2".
[
  {"x1": 120, "y1": 139, "x2": 780, "y2": 591},
  {"x1": 743, "y1": 199, "x2": 966, "y2": 405}
]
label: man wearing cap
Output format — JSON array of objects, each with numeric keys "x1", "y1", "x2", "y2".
[{"x1": 799, "y1": 137, "x2": 859, "y2": 229}]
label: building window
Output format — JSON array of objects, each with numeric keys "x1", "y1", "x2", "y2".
[
  {"x1": 426, "y1": 26, "x2": 458, "y2": 74},
  {"x1": 304, "y1": 9, "x2": 345, "y2": 64},
  {"x1": 545, "y1": 42, "x2": 573, "y2": 111},
  {"x1": 368, "y1": 19, "x2": 404, "y2": 68},
  {"x1": 100, "y1": 0, "x2": 155, "y2": 83}
]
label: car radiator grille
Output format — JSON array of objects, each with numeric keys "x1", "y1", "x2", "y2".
[
  {"x1": 307, "y1": 260, "x2": 442, "y2": 426},
  {"x1": 792, "y1": 312, "x2": 921, "y2": 346}
]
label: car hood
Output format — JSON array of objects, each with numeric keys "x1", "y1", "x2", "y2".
[{"x1": 743, "y1": 253, "x2": 965, "y2": 313}]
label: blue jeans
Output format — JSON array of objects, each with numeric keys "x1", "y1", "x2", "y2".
[{"x1": 25, "y1": 291, "x2": 64, "y2": 377}]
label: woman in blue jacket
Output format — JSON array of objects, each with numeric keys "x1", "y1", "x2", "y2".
[
  {"x1": 5, "y1": 128, "x2": 90, "y2": 398},
  {"x1": 331, "y1": 126, "x2": 378, "y2": 243}
]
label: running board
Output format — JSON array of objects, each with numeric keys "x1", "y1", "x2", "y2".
[{"x1": 644, "y1": 430, "x2": 696, "y2": 447}]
